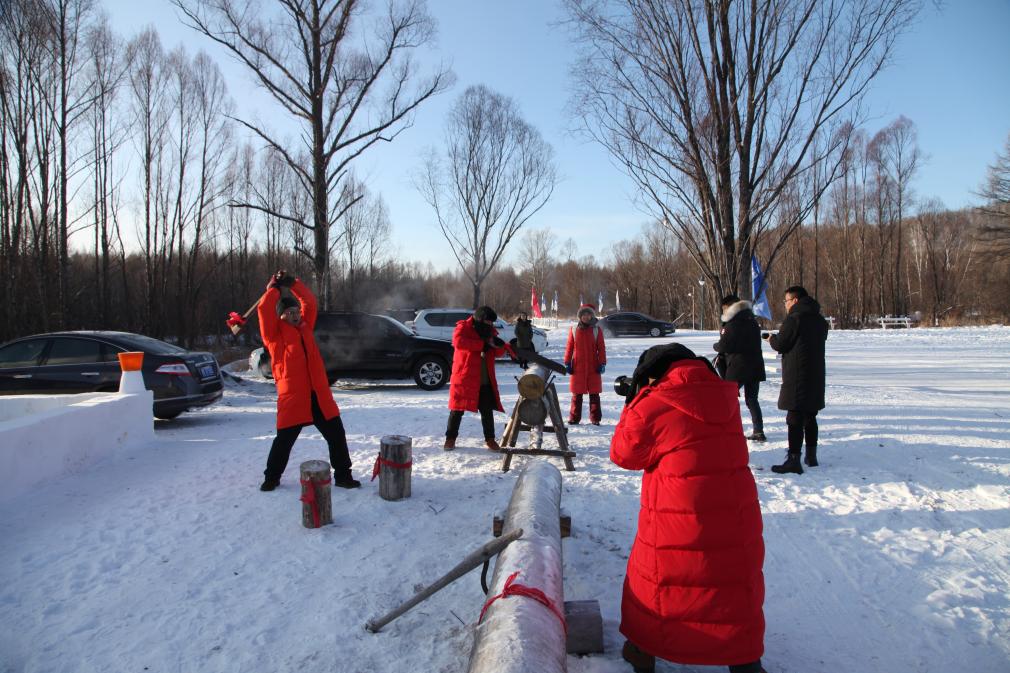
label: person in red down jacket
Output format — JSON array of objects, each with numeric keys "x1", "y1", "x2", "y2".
[
  {"x1": 443, "y1": 306, "x2": 509, "y2": 451},
  {"x1": 257, "y1": 270, "x2": 360, "y2": 492},
  {"x1": 611, "y1": 343, "x2": 767, "y2": 673},
  {"x1": 564, "y1": 304, "x2": 607, "y2": 425}
]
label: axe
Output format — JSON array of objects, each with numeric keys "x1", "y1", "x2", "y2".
[{"x1": 226, "y1": 292, "x2": 268, "y2": 336}]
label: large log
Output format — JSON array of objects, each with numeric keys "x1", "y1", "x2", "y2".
[
  {"x1": 517, "y1": 364, "x2": 550, "y2": 400},
  {"x1": 377, "y1": 435, "x2": 412, "y2": 501},
  {"x1": 467, "y1": 460, "x2": 565, "y2": 673},
  {"x1": 517, "y1": 397, "x2": 548, "y2": 426},
  {"x1": 299, "y1": 460, "x2": 333, "y2": 528}
]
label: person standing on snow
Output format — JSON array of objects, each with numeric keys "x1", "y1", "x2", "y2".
[
  {"x1": 257, "y1": 270, "x2": 360, "y2": 492},
  {"x1": 714, "y1": 294, "x2": 767, "y2": 441},
  {"x1": 564, "y1": 304, "x2": 607, "y2": 425},
  {"x1": 443, "y1": 306, "x2": 509, "y2": 450},
  {"x1": 611, "y1": 344, "x2": 767, "y2": 673},
  {"x1": 764, "y1": 285, "x2": 829, "y2": 474}
]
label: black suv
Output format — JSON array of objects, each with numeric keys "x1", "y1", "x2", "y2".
[{"x1": 251, "y1": 312, "x2": 455, "y2": 390}]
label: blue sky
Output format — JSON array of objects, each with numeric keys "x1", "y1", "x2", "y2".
[{"x1": 105, "y1": 0, "x2": 1010, "y2": 269}]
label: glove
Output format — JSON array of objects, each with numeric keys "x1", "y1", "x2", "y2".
[
  {"x1": 597, "y1": 364, "x2": 606, "y2": 374},
  {"x1": 565, "y1": 362, "x2": 573, "y2": 375},
  {"x1": 490, "y1": 336, "x2": 505, "y2": 349},
  {"x1": 274, "y1": 271, "x2": 295, "y2": 288}
]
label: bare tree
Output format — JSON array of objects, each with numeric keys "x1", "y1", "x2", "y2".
[
  {"x1": 171, "y1": 0, "x2": 452, "y2": 305},
  {"x1": 977, "y1": 133, "x2": 1010, "y2": 254},
  {"x1": 420, "y1": 85, "x2": 558, "y2": 308},
  {"x1": 564, "y1": 0, "x2": 921, "y2": 311},
  {"x1": 870, "y1": 115, "x2": 921, "y2": 313},
  {"x1": 517, "y1": 227, "x2": 557, "y2": 300}
]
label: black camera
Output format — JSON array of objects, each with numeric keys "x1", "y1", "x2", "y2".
[{"x1": 614, "y1": 375, "x2": 633, "y2": 398}]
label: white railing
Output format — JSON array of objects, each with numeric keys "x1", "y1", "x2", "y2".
[
  {"x1": 532, "y1": 317, "x2": 561, "y2": 329},
  {"x1": 878, "y1": 316, "x2": 913, "y2": 329}
]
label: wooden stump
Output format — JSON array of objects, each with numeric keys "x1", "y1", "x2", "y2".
[
  {"x1": 378, "y1": 435, "x2": 412, "y2": 501},
  {"x1": 518, "y1": 397, "x2": 548, "y2": 426},
  {"x1": 564, "y1": 600, "x2": 604, "y2": 654},
  {"x1": 299, "y1": 460, "x2": 333, "y2": 528},
  {"x1": 517, "y1": 364, "x2": 550, "y2": 400}
]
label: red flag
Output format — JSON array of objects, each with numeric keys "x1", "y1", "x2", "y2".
[{"x1": 531, "y1": 286, "x2": 543, "y2": 318}]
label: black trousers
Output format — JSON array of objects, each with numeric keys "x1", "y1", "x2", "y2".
[
  {"x1": 728, "y1": 661, "x2": 763, "y2": 673},
  {"x1": 739, "y1": 381, "x2": 763, "y2": 433},
  {"x1": 264, "y1": 393, "x2": 352, "y2": 481},
  {"x1": 446, "y1": 385, "x2": 497, "y2": 440},
  {"x1": 786, "y1": 409, "x2": 818, "y2": 454}
]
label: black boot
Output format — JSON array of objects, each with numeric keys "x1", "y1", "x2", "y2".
[
  {"x1": 771, "y1": 452, "x2": 803, "y2": 474},
  {"x1": 804, "y1": 446, "x2": 818, "y2": 467},
  {"x1": 621, "y1": 640, "x2": 655, "y2": 673}
]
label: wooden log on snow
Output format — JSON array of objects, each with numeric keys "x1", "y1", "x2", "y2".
[
  {"x1": 299, "y1": 460, "x2": 333, "y2": 528},
  {"x1": 517, "y1": 364, "x2": 550, "y2": 400},
  {"x1": 377, "y1": 435, "x2": 412, "y2": 501},
  {"x1": 564, "y1": 599, "x2": 604, "y2": 654},
  {"x1": 467, "y1": 459, "x2": 565, "y2": 673}
]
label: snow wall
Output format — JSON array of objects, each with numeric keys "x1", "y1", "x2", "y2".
[{"x1": 0, "y1": 392, "x2": 154, "y2": 502}]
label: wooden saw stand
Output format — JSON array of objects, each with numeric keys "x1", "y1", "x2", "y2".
[{"x1": 498, "y1": 364, "x2": 576, "y2": 472}]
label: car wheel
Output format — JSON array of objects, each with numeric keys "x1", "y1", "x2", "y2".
[
  {"x1": 649, "y1": 327, "x2": 661, "y2": 337},
  {"x1": 258, "y1": 362, "x2": 272, "y2": 379},
  {"x1": 327, "y1": 374, "x2": 337, "y2": 385},
  {"x1": 155, "y1": 410, "x2": 182, "y2": 420},
  {"x1": 413, "y1": 355, "x2": 448, "y2": 391}
]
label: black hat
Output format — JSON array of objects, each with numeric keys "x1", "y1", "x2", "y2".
[
  {"x1": 276, "y1": 296, "x2": 300, "y2": 316},
  {"x1": 622, "y1": 343, "x2": 716, "y2": 404},
  {"x1": 473, "y1": 306, "x2": 497, "y2": 322}
]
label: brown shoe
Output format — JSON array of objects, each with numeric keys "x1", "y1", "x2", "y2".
[
  {"x1": 621, "y1": 640, "x2": 655, "y2": 673},
  {"x1": 484, "y1": 438, "x2": 501, "y2": 451},
  {"x1": 443, "y1": 437, "x2": 455, "y2": 450}
]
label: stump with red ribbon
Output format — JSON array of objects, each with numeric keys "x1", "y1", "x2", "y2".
[
  {"x1": 299, "y1": 460, "x2": 333, "y2": 528},
  {"x1": 373, "y1": 435, "x2": 412, "y2": 501}
]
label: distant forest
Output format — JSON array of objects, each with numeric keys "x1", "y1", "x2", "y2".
[{"x1": 2, "y1": 0, "x2": 1008, "y2": 348}]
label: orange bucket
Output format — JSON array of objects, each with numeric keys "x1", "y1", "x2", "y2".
[{"x1": 118, "y1": 351, "x2": 145, "y2": 371}]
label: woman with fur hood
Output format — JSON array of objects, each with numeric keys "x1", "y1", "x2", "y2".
[
  {"x1": 564, "y1": 304, "x2": 607, "y2": 424},
  {"x1": 713, "y1": 294, "x2": 766, "y2": 441}
]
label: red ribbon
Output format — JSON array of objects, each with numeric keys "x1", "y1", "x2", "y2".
[
  {"x1": 226, "y1": 311, "x2": 247, "y2": 328},
  {"x1": 299, "y1": 476, "x2": 331, "y2": 528},
  {"x1": 371, "y1": 454, "x2": 413, "y2": 481},
  {"x1": 478, "y1": 571, "x2": 567, "y2": 634}
]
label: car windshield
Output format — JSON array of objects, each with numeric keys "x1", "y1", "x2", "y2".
[
  {"x1": 114, "y1": 333, "x2": 189, "y2": 355},
  {"x1": 376, "y1": 315, "x2": 413, "y2": 336}
]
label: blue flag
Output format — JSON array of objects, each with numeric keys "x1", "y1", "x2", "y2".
[{"x1": 751, "y1": 256, "x2": 772, "y2": 320}]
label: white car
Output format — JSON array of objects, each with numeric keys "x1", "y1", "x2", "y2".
[{"x1": 409, "y1": 308, "x2": 549, "y2": 351}]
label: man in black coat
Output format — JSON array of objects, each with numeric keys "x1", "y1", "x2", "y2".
[
  {"x1": 763, "y1": 285, "x2": 829, "y2": 474},
  {"x1": 713, "y1": 294, "x2": 766, "y2": 441}
]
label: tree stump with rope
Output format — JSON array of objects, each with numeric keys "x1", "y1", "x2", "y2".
[
  {"x1": 376, "y1": 435, "x2": 412, "y2": 501},
  {"x1": 299, "y1": 460, "x2": 332, "y2": 528}
]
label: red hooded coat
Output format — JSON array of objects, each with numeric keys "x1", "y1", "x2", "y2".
[
  {"x1": 258, "y1": 280, "x2": 341, "y2": 429},
  {"x1": 610, "y1": 359, "x2": 765, "y2": 666},
  {"x1": 564, "y1": 322, "x2": 606, "y2": 394},
  {"x1": 448, "y1": 318, "x2": 506, "y2": 412}
]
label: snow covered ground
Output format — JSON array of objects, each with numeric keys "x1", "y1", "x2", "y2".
[{"x1": 2, "y1": 326, "x2": 1009, "y2": 673}]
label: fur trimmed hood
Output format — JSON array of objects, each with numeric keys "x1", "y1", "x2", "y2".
[{"x1": 721, "y1": 300, "x2": 753, "y2": 323}]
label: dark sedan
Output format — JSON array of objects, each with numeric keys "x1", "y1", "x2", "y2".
[
  {"x1": 598, "y1": 312, "x2": 676, "y2": 338},
  {"x1": 250, "y1": 312, "x2": 455, "y2": 390},
  {"x1": 0, "y1": 331, "x2": 224, "y2": 419}
]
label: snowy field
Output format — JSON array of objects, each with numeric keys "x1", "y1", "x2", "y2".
[{"x1": 2, "y1": 326, "x2": 1009, "y2": 673}]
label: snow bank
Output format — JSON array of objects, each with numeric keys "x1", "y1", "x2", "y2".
[
  {"x1": 1, "y1": 327, "x2": 1008, "y2": 673},
  {"x1": 0, "y1": 392, "x2": 154, "y2": 503}
]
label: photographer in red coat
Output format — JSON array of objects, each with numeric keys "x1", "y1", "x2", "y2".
[
  {"x1": 443, "y1": 306, "x2": 508, "y2": 450},
  {"x1": 257, "y1": 270, "x2": 359, "y2": 492},
  {"x1": 611, "y1": 344, "x2": 766, "y2": 673},
  {"x1": 564, "y1": 304, "x2": 607, "y2": 425}
]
